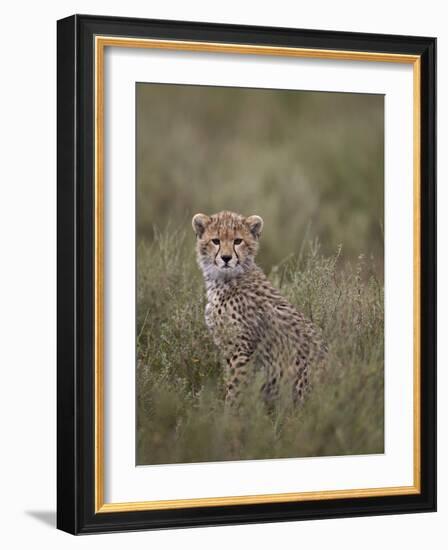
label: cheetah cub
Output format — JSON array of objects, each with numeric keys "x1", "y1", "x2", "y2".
[{"x1": 192, "y1": 210, "x2": 327, "y2": 406}]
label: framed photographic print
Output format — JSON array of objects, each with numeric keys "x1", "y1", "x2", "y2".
[{"x1": 57, "y1": 14, "x2": 436, "y2": 534}]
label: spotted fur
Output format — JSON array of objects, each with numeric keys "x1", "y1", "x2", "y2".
[{"x1": 192, "y1": 210, "x2": 327, "y2": 405}]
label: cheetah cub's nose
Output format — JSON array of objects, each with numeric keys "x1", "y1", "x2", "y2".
[{"x1": 221, "y1": 255, "x2": 232, "y2": 264}]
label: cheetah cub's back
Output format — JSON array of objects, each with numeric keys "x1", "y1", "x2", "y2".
[{"x1": 192, "y1": 210, "x2": 327, "y2": 405}]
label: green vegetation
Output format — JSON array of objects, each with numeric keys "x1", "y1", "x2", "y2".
[
  {"x1": 136, "y1": 231, "x2": 384, "y2": 464},
  {"x1": 137, "y1": 85, "x2": 384, "y2": 270},
  {"x1": 136, "y1": 84, "x2": 384, "y2": 465}
]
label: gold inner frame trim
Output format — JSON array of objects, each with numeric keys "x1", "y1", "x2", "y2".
[{"x1": 94, "y1": 35, "x2": 422, "y2": 513}]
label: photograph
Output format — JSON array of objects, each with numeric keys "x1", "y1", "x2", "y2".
[
  {"x1": 55, "y1": 13, "x2": 436, "y2": 535},
  {"x1": 135, "y1": 83, "x2": 385, "y2": 466},
  {"x1": 0, "y1": 0, "x2": 441, "y2": 544}
]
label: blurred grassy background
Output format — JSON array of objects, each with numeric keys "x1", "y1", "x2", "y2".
[
  {"x1": 136, "y1": 84, "x2": 384, "y2": 465},
  {"x1": 137, "y1": 84, "x2": 384, "y2": 269}
]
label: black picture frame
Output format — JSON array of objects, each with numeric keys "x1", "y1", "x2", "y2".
[{"x1": 57, "y1": 14, "x2": 436, "y2": 535}]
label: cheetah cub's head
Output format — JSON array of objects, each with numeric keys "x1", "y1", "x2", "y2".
[{"x1": 192, "y1": 210, "x2": 263, "y2": 281}]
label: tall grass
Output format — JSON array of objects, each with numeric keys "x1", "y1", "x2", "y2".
[{"x1": 136, "y1": 229, "x2": 384, "y2": 465}]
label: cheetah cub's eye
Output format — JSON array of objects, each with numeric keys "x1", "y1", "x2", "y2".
[
  {"x1": 211, "y1": 238, "x2": 220, "y2": 245},
  {"x1": 234, "y1": 238, "x2": 243, "y2": 245}
]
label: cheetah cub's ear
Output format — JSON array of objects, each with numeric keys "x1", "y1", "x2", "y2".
[
  {"x1": 246, "y1": 215, "x2": 264, "y2": 238},
  {"x1": 192, "y1": 213, "x2": 210, "y2": 238}
]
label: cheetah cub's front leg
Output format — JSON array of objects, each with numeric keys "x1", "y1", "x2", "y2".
[{"x1": 224, "y1": 349, "x2": 252, "y2": 406}]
